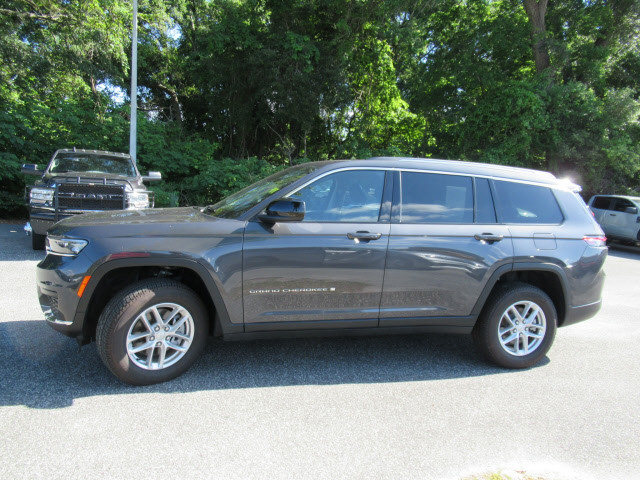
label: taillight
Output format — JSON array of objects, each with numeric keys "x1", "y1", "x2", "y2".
[{"x1": 583, "y1": 236, "x2": 607, "y2": 247}]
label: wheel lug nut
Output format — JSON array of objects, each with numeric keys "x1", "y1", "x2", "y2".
[
  {"x1": 156, "y1": 342, "x2": 161, "y2": 347},
  {"x1": 150, "y1": 336, "x2": 155, "y2": 341},
  {"x1": 155, "y1": 326, "x2": 160, "y2": 331},
  {"x1": 165, "y1": 327, "x2": 169, "y2": 331}
]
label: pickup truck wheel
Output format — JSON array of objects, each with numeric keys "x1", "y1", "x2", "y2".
[
  {"x1": 96, "y1": 279, "x2": 208, "y2": 386},
  {"x1": 32, "y1": 232, "x2": 45, "y2": 250},
  {"x1": 473, "y1": 283, "x2": 557, "y2": 369}
]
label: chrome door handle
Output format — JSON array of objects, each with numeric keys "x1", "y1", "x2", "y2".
[{"x1": 347, "y1": 232, "x2": 382, "y2": 241}]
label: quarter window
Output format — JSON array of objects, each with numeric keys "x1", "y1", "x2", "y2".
[
  {"x1": 287, "y1": 170, "x2": 386, "y2": 223},
  {"x1": 494, "y1": 181, "x2": 563, "y2": 224},
  {"x1": 399, "y1": 172, "x2": 473, "y2": 224}
]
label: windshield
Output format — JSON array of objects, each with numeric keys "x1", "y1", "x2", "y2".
[
  {"x1": 49, "y1": 153, "x2": 137, "y2": 177},
  {"x1": 204, "y1": 163, "x2": 322, "y2": 219}
]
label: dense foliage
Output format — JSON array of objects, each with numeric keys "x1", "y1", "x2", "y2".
[{"x1": 1, "y1": 0, "x2": 639, "y2": 215}]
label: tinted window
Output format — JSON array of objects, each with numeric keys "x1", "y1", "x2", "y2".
[
  {"x1": 494, "y1": 181, "x2": 563, "y2": 224},
  {"x1": 591, "y1": 196, "x2": 612, "y2": 210},
  {"x1": 475, "y1": 178, "x2": 497, "y2": 223},
  {"x1": 288, "y1": 170, "x2": 385, "y2": 222},
  {"x1": 400, "y1": 172, "x2": 473, "y2": 223}
]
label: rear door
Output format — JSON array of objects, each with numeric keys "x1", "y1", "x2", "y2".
[
  {"x1": 380, "y1": 171, "x2": 513, "y2": 327},
  {"x1": 243, "y1": 168, "x2": 391, "y2": 330}
]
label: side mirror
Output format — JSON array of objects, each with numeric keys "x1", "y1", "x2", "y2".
[
  {"x1": 21, "y1": 164, "x2": 42, "y2": 176},
  {"x1": 142, "y1": 171, "x2": 162, "y2": 182},
  {"x1": 624, "y1": 206, "x2": 638, "y2": 214},
  {"x1": 258, "y1": 199, "x2": 305, "y2": 224}
]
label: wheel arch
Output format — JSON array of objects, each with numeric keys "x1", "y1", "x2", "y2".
[
  {"x1": 472, "y1": 263, "x2": 569, "y2": 327},
  {"x1": 75, "y1": 257, "x2": 242, "y2": 344}
]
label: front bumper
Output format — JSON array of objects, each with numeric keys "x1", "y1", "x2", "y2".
[
  {"x1": 36, "y1": 252, "x2": 94, "y2": 339},
  {"x1": 30, "y1": 212, "x2": 68, "y2": 236}
]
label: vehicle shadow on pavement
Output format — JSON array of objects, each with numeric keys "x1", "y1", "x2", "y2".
[
  {"x1": 607, "y1": 244, "x2": 640, "y2": 259},
  {"x1": 0, "y1": 319, "x2": 540, "y2": 409}
]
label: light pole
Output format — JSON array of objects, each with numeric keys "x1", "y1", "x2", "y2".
[{"x1": 129, "y1": 0, "x2": 138, "y2": 164}]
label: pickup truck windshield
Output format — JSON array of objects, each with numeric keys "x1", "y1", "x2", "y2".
[
  {"x1": 204, "y1": 163, "x2": 320, "y2": 219},
  {"x1": 49, "y1": 153, "x2": 137, "y2": 177}
]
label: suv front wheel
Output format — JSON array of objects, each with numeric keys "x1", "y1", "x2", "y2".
[
  {"x1": 473, "y1": 283, "x2": 557, "y2": 369},
  {"x1": 96, "y1": 279, "x2": 208, "y2": 385}
]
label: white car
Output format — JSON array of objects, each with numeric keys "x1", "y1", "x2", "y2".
[{"x1": 588, "y1": 195, "x2": 640, "y2": 246}]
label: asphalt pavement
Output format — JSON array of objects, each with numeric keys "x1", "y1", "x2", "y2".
[{"x1": 1, "y1": 222, "x2": 639, "y2": 480}]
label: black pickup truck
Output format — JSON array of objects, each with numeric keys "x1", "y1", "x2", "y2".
[{"x1": 22, "y1": 148, "x2": 161, "y2": 249}]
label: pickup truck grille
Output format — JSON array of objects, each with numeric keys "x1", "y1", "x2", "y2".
[{"x1": 57, "y1": 184, "x2": 125, "y2": 210}]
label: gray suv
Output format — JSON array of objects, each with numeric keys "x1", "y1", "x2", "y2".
[{"x1": 35, "y1": 158, "x2": 607, "y2": 385}]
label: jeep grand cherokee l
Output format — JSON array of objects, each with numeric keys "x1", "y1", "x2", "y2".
[
  {"x1": 22, "y1": 148, "x2": 161, "y2": 250},
  {"x1": 35, "y1": 158, "x2": 607, "y2": 385}
]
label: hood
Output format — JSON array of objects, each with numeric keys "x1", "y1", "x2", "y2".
[{"x1": 48, "y1": 207, "x2": 243, "y2": 238}]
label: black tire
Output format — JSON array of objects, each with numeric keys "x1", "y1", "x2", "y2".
[
  {"x1": 96, "y1": 279, "x2": 208, "y2": 385},
  {"x1": 32, "y1": 232, "x2": 46, "y2": 250},
  {"x1": 473, "y1": 282, "x2": 557, "y2": 369}
]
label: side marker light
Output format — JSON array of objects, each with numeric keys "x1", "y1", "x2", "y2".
[{"x1": 77, "y1": 276, "x2": 91, "y2": 298}]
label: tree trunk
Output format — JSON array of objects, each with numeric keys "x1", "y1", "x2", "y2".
[
  {"x1": 523, "y1": 0, "x2": 551, "y2": 74},
  {"x1": 156, "y1": 83, "x2": 183, "y2": 124}
]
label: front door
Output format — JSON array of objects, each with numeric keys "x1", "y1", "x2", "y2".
[{"x1": 243, "y1": 169, "x2": 391, "y2": 330}]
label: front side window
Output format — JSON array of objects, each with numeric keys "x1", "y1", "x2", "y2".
[
  {"x1": 494, "y1": 181, "x2": 563, "y2": 224},
  {"x1": 287, "y1": 169, "x2": 386, "y2": 222},
  {"x1": 399, "y1": 172, "x2": 473, "y2": 224}
]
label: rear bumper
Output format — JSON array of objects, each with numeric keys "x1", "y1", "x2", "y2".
[{"x1": 562, "y1": 300, "x2": 602, "y2": 327}]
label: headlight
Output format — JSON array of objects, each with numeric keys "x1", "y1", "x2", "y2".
[
  {"x1": 126, "y1": 191, "x2": 150, "y2": 210},
  {"x1": 30, "y1": 187, "x2": 54, "y2": 204},
  {"x1": 46, "y1": 236, "x2": 88, "y2": 256}
]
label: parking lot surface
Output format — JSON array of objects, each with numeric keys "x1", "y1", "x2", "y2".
[{"x1": 1, "y1": 223, "x2": 639, "y2": 480}]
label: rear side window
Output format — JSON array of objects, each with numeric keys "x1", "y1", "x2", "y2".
[
  {"x1": 399, "y1": 172, "x2": 473, "y2": 223},
  {"x1": 494, "y1": 181, "x2": 563, "y2": 224},
  {"x1": 591, "y1": 196, "x2": 612, "y2": 210}
]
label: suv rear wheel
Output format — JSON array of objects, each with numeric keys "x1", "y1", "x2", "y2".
[
  {"x1": 473, "y1": 283, "x2": 557, "y2": 369},
  {"x1": 96, "y1": 279, "x2": 208, "y2": 385}
]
